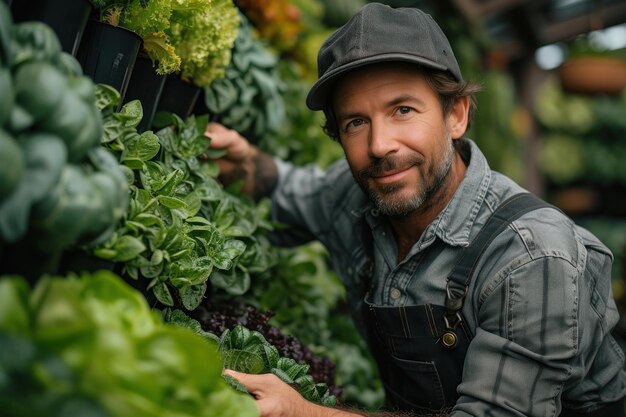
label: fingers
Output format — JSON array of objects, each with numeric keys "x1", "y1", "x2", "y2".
[
  {"x1": 204, "y1": 122, "x2": 253, "y2": 164},
  {"x1": 205, "y1": 122, "x2": 239, "y2": 149},
  {"x1": 224, "y1": 370, "x2": 302, "y2": 400},
  {"x1": 224, "y1": 369, "x2": 279, "y2": 394},
  {"x1": 224, "y1": 370, "x2": 316, "y2": 417}
]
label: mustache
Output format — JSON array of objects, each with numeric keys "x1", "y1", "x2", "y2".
[{"x1": 357, "y1": 154, "x2": 423, "y2": 179}]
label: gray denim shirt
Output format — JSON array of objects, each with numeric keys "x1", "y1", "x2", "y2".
[{"x1": 269, "y1": 139, "x2": 626, "y2": 416}]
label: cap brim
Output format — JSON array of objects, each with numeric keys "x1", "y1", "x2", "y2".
[{"x1": 306, "y1": 53, "x2": 450, "y2": 111}]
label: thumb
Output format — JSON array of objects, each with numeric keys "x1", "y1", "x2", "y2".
[{"x1": 224, "y1": 369, "x2": 269, "y2": 393}]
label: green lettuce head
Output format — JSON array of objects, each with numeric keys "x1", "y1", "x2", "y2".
[{"x1": 0, "y1": 272, "x2": 258, "y2": 417}]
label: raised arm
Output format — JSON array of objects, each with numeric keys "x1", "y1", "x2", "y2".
[{"x1": 204, "y1": 122, "x2": 279, "y2": 200}]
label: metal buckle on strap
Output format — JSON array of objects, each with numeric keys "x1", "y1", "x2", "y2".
[
  {"x1": 441, "y1": 281, "x2": 467, "y2": 349},
  {"x1": 445, "y1": 281, "x2": 467, "y2": 312},
  {"x1": 443, "y1": 310, "x2": 463, "y2": 330}
]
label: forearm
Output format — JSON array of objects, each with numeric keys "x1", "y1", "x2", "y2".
[{"x1": 218, "y1": 145, "x2": 278, "y2": 200}]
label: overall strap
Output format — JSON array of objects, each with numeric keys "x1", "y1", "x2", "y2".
[{"x1": 443, "y1": 193, "x2": 554, "y2": 343}]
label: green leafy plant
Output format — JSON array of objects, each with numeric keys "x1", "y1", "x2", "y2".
[
  {"x1": 0, "y1": 10, "x2": 128, "y2": 276},
  {"x1": 90, "y1": 88, "x2": 277, "y2": 309},
  {"x1": 258, "y1": 60, "x2": 343, "y2": 166},
  {"x1": 165, "y1": 0, "x2": 240, "y2": 87},
  {"x1": 234, "y1": 0, "x2": 303, "y2": 53},
  {"x1": 0, "y1": 271, "x2": 258, "y2": 417},
  {"x1": 199, "y1": 12, "x2": 285, "y2": 143},
  {"x1": 565, "y1": 34, "x2": 626, "y2": 59},
  {"x1": 219, "y1": 324, "x2": 337, "y2": 407},
  {"x1": 89, "y1": 0, "x2": 181, "y2": 75},
  {"x1": 88, "y1": 0, "x2": 240, "y2": 81},
  {"x1": 238, "y1": 242, "x2": 385, "y2": 410}
]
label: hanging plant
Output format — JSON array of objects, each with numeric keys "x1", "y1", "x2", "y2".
[
  {"x1": 88, "y1": 0, "x2": 181, "y2": 75},
  {"x1": 558, "y1": 36, "x2": 626, "y2": 96},
  {"x1": 165, "y1": 0, "x2": 240, "y2": 87}
]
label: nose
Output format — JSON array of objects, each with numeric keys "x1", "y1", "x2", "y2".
[{"x1": 368, "y1": 119, "x2": 399, "y2": 159}]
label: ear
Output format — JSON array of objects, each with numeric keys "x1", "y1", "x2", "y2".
[{"x1": 446, "y1": 96, "x2": 470, "y2": 139}]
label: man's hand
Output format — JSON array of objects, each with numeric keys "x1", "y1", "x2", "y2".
[
  {"x1": 204, "y1": 121, "x2": 253, "y2": 184},
  {"x1": 224, "y1": 370, "x2": 363, "y2": 417},
  {"x1": 204, "y1": 122, "x2": 278, "y2": 200}
]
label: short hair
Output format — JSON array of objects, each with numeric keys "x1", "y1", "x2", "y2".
[{"x1": 321, "y1": 66, "x2": 482, "y2": 141}]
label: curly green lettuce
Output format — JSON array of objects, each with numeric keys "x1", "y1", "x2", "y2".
[
  {"x1": 167, "y1": 0, "x2": 240, "y2": 86},
  {"x1": 92, "y1": 0, "x2": 181, "y2": 75}
]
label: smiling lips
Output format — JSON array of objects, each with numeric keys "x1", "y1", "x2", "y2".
[{"x1": 371, "y1": 167, "x2": 412, "y2": 185}]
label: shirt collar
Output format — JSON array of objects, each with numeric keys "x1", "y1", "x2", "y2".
[{"x1": 429, "y1": 139, "x2": 491, "y2": 247}]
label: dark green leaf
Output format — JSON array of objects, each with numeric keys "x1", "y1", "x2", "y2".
[
  {"x1": 222, "y1": 350, "x2": 265, "y2": 374},
  {"x1": 179, "y1": 282, "x2": 206, "y2": 310},
  {"x1": 210, "y1": 267, "x2": 250, "y2": 295},
  {"x1": 152, "y1": 282, "x2": 174, "y2": 306},
  {"x1": 271, "y1": 367, "x2": 294, "y2": 384}
]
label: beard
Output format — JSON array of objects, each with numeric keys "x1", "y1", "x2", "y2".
[{"x1": 354, "y1": 134, "x2": 455, "y2": 217}]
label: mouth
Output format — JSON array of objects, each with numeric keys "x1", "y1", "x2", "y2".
[{"x1": 371, "y1": 167, "x2": 411, "y2": 185}]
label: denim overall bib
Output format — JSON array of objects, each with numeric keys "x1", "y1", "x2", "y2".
[{"x1": 360, "y1": 194, "x2": 547, "y2": 414}]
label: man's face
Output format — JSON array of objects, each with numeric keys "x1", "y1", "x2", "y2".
[{"x1": 333, "y1": 63, "x2": 459, "y2": 217}]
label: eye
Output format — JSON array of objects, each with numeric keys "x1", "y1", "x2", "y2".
[
  {"x1": 396, "y1": 106, "x2": 413, "y2": 116},
  {"x1": 345, "y1": 118, "x2": 366, "y2": 131}
]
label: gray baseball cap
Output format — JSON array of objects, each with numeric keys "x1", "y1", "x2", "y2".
[{"x1": 306, "y1": 3, "x2": 462, "y2": 110}]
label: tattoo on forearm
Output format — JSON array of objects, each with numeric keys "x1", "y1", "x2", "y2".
[
  {"x1": 219, "y1": 165, "x2": 248, "y2": 186},
  {"x1": 251, "y1": 150, "x2": 278, "y2": 200}
]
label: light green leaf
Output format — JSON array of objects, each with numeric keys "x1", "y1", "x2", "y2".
[
  {"x1": 118, "y1": 100, "x2": 143, "y2": 128},
  {"x1": 222, "y1": 239, "x2": 246, "y2": 259},
  {"x1": 123, "y1": 131, "x2": 160, "y2": 162},
  {"x1": 111, "y1": 235, "x2": 146, "y2": 262},
  {"x1": 157, "y1": 195, "x2": 187, "y2": 209},
  {"x1": 94, "y1": 83, "x2": 120, "y2": 110}
]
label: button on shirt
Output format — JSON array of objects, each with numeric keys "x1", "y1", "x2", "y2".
[{"x1": 269, "y1": 140, "x2": 626, "y2": 416}]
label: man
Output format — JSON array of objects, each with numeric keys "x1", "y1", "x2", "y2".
[{"x1": 206, "y1": 3, "x2": 626, "y2": 416}]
